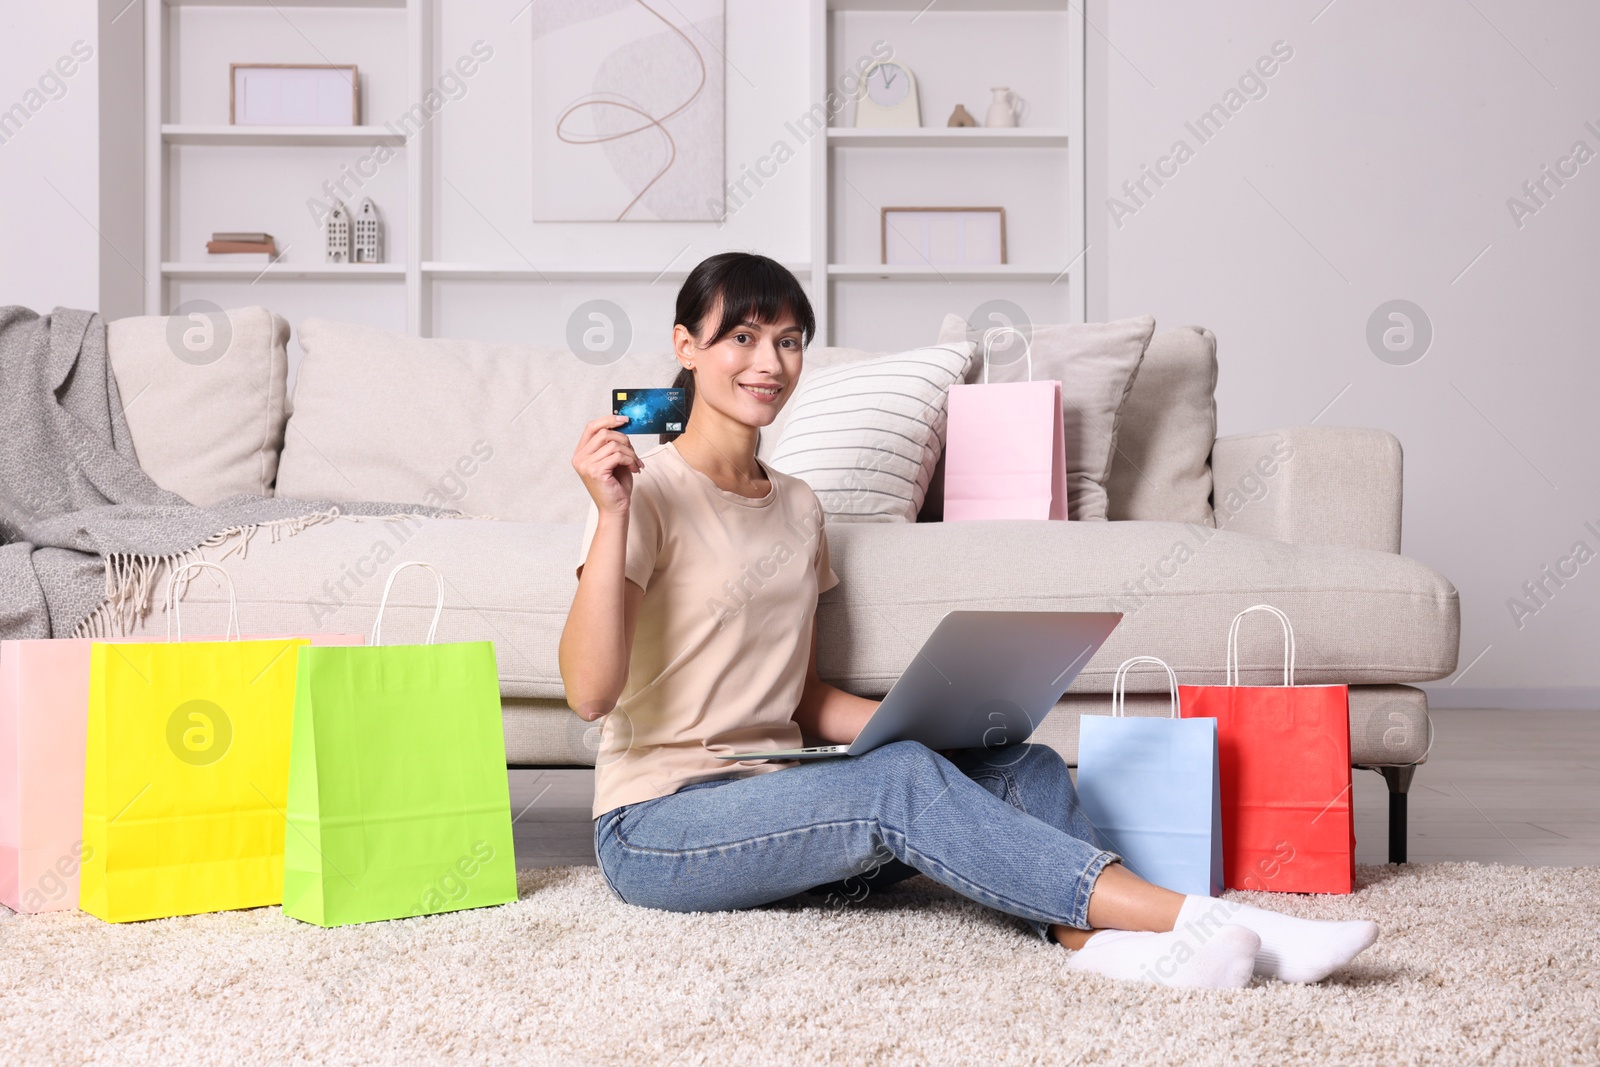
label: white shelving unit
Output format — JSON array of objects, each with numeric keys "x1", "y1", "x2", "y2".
[
  {"x1": 143, "y1": 0, "x2": 422, "y2": 315},
  {"x1": 144, "y1": 0, "x2": 1084, "y2": 348},
  {"x1": 825, "y1": 127, "x2": 1071, "y2": 149},
  {"x1": 812, "y1": 0, "x2": 1086, "y2": 343},
  {"x1": 161, "y1": 262, "x2": 404, "y2": 280},
  {"x1": 160, "y1": 124, "x2": 407, "y2": 147}
]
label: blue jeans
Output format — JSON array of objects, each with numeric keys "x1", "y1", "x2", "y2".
[{"x1": 593, "y1": 740, "x2": 1122, "y2": 939}]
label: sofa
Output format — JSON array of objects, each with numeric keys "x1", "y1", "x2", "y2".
[{"x1": 100, "y1": 307, "x2": 1461, "y2": 863}]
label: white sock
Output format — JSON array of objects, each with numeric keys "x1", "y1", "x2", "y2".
[
  {"x1": 1062, "y1": 924, "x2": 1260, "y2": 989},
  {"x1": 1176, "y1": 895, "x2": 1379, "y2": 984}
]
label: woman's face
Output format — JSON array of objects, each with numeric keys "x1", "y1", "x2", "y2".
[{"x1": 675, "y1": 303, "x2": 804, "y2": 431}]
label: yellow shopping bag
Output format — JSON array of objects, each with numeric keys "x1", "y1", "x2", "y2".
[{"x1": 80, "y1": 564, "x2": 305, "y2": 922}]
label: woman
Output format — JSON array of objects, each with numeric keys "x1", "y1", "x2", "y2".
[{"x1": 560, "y1": 252, "x2": 1378, "y2": 988}]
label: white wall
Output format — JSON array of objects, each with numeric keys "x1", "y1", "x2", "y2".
[
  {"x1": 1086, "y1": 0, "x2": 1600, "y2": 705},
  {"x1": 0, "y1": 0, "x2": 101, "y2": 313}
]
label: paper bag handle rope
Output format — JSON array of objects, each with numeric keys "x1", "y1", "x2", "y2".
[
  {"x1": 1225, "y1": 604, "x2": 1296, "y2": 687},
  {"x1": 1111, "y1": 656, "x2": 1179, "y2": 718},
  {"x1": 164, "y1": 561, "x2": 241, "y2": 643},
  {"x1": 979, "y1": 325, "x2": 1033, "y2": 384},
  {"x1": 371, "y1": 561, "x2": 445, "y2": 647}
]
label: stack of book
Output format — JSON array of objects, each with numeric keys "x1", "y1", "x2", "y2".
[{"x1": 205, "y1": 232, "x2": 277, "y2": 258}]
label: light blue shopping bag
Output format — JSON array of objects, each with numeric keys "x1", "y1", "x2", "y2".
[{"x1": 1077, "y1": 656, "x2": 1223, "y2": 897}]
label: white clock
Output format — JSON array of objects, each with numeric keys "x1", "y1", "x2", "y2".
[{"x1": 854, "y1": 61, "x2": 920, "y2": 129}]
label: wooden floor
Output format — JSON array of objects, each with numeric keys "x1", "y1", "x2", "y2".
[{"x1": 509, "y1": 709, "x2": 1600, "y2": 870}]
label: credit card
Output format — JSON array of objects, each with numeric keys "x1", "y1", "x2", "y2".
[{"x1": 612, "y1": 388, "x2": 687, "y2": 435}]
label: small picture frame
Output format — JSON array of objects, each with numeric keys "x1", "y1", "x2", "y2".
[
  {"x1": 881, "y1": 207, "x2": 1007, "y2": 267},
  {"x1": 230, "y1": 64, "x2": 359, "y2": 126}
]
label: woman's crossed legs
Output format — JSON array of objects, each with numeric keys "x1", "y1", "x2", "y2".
[
  {"x1": 594, "y1": 741, "x2": 1377, "y2": 987},
  {"x1": 597, "y1": 741, "x2": 1118, "y2": 929}
]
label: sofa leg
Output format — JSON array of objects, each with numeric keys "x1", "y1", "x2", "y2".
[{"x1": 1377, "y1": 765, "x2": 1416, "y2": 864}]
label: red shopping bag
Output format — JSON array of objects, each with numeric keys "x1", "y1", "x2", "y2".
[
  {"x1": 943, "y1": 327, "x2": 1069, "y2": 521},
  {"x1": 1178, "y1": 605, "x2": 1355, "y2": 894}
]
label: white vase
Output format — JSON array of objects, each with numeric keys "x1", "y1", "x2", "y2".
[{"x1": 984, "y1": 87, "x2": 1025, "y2": 128}]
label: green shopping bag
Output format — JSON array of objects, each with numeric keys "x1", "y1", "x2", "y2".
[{"x1": 282, "y1": 562, "x2": 517, "y2": 926}]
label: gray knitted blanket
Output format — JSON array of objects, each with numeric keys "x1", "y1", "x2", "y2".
[{"x1": 0, "y1": 306, "x2": 445, "y2": 639}]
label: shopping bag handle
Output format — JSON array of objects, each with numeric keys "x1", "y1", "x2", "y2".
[
  {"x1": 1225, "y1": 604, "x2": 1296, "y2": 687},
  {"x1": 1111, "y1": 656, "x2": 1179, "y2": 718},
  {"x1": 164, "y1": 561, "x2": 241, "y2": 643},
  {"x1": 371, "y1": 561, "x2": 445, "y2": 646},
  {"x1": 979, "y1": 325, "x2": 1033, "y2": 384}
]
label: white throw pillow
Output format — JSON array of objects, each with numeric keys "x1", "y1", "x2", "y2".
[
  {"x1": 767, "y1": 343, "x2": 974, "y2": 523},
  {"x1": 757, "y1": 344, "x2": 886, "y2": 457}
]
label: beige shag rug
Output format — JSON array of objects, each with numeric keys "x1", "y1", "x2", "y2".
[{"x1": 2, "y1": 862, "x2": 1597, "y2": 1066}]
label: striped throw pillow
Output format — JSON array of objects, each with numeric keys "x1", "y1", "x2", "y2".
[{"x1": 767, "y1": 343, "x2": 974, "y2": 523}]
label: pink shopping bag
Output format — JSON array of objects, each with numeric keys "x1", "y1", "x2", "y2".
[
  {"x1": 0, "y1": 562, "x2": 358, "y2": 915},
  {"x1": 1, "y1": 639, "x2": 97, "y2": 912},
  {"x1": 943, "y1": 326, "x2": 1069, "y2": 521}
]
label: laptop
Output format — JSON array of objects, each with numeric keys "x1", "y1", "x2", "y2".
[{"x1": 715, "y1": 610, "x2": 1122, "y2": 762}]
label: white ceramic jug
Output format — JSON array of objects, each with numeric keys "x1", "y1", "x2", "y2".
[{"x1": 984, "y1": 87, "x2": 1026, "y2": 127}]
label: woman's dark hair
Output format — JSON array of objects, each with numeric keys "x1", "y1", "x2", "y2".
[{"x1": 661, "y1": 252, "x2": 816, "y2": 444}]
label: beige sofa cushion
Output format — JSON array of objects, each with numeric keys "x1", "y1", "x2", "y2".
[
  {"x1": 106, "y1": 306, "x2": 289, "y2": 504},
  {"x1": 275, "y1": 319, "x2": 684, "y2": 524},
  {"x1": 127, "y1": 514, "x2": 1458, "y2": 704},
  {"x1": 1106, "y1": 326, "x2": 1218, "y2": 525},
  {"x1": 937, "y1": 313, "x2": 1156, "y2": 521},
  {"x1": 757, "y1": 344, "x2": 886, "y2": 459}
]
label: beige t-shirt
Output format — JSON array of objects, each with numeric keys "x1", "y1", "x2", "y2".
[{"x1": 576, "y1": 440, "x2": 840, "y2": 818}]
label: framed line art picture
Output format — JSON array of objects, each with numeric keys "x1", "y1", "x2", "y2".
[
  {"x1": 230, "y1": 65, "x2": 359, "y2": 126},
  {"x1": 529, "y1": 0, "x2": 726, "y2": 221},
  {"x1": 882, "y1": 207, "x2": 1007, "y2": 267}
]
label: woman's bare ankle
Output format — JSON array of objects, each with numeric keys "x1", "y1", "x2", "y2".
[{"x1": 1051, "y1": 924, "x2": 1096, "y2": 950}]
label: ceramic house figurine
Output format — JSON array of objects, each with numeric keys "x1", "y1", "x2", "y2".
[
  {"x1": 354, "y1": 198, "x2": 383, "y2": 264},
  {"x1": 325, "y1": 200, "x2": 350, "y2": 263}
]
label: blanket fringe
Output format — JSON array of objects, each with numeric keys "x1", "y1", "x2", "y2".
[{"x1": 70, "y1": 507, "x2": 439, "y2": 639}]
